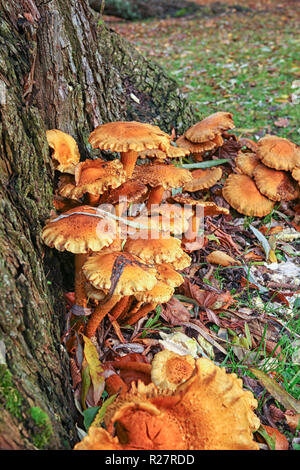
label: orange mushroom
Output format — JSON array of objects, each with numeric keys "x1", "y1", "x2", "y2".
[
  {"x1": 184, "y1": 167, "x2": 223, "y2": 192},
  {"x1": 42, "y1": 205, "x2": 118, "y2": 310},
  {"x1": 235, "y1": 151, "x2": 260, "y2": 177},
  {"x1": 151, "y1": 350, "x2": 195, "y2": 391},
  {"x1": 74, "y1": 356, "x2": 260, "y2": 450},
  {"x1": 222, "y1": 173, "x2": 274, "y2": 217},
  {"x1": 88, "y1": 121, "x2": 171, "y2": 178},
  {"x1": 46, "y1": 129, "x2": 80, "y2": 174},
  {"x1": 253, "y1": 164, "x2": 299, "y2": 202},
  {"x1": 184, "y1": 112, "x2": 235, "y2": 143},
  {"x1": 257, "y1": 135, "x2": 300, "y2": 171},
  {"x1": 132, "y1": 163, "x2": 192, "y2": 209}
]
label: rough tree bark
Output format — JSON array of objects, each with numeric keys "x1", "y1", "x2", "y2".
[{"x1": 0, "y1": 0, "x2": 196, "y2": 449}]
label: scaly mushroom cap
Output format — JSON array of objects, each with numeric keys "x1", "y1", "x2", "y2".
[
  {"x1": 184, "y1": 167, "x2": 223, "y2": 192},
  {"x1": 151, "y1": 350, "x2": 195, "y2": 391},
  {"x1": 46, "y1": 129, "x2": 80, "y2": 174},
  {"x1": 155, "y1": 263, "x2": 184, "y2": 288},
  {"x1": 185, "y1": 112, "x2": 235, "y2": 143},
  {"x1": 153, "y1": 202, "x2": 194, "y2": 220},
  {"x1": 253, "y1": 164, "x2": 299, "y2": 202},
  {"x1": 168, "y1": 194, "x2": 229, "y2": 216},
  {"x1": 222, "y1": 174, "x2": 274, "y2": 217},
  {"x1": 257, "y1": 135, "x2": 300, "y2": 171},
  {"x1": 88, "y1": 121, "x2": 171, "y2": 153},
  {"x1": 235, "y1": 151, "x2": 260, "y2": 177},
  {"x1": 104, "y1": 180, "x2": 148, "y2": 205},
  {"x1": 82, "y1": 251, "x2": 158, "y2": 296},
  {"x1": 176, "y1": 134, "x2": 224, "y2": 154},
  {"x1": 74, "y1": 357, "x2": 260, "y2": 450},
  {"x1": 132, "y1": 163, "x2": 193, "y2": 190},
  {"x1": 124, "y1": 235, "x2": 185, "y2": 264},
  {"x1": 134, "y1": 281, "x2": 174, "y2": 304},
  {"x1": 41, "y1": 205, "x2": 117, "y2": 254},
  {"x1": 130, "y1": 215, "x2": 189, "y2": 236},
  {"x1": 139, "y1": 145, "x2": 190, "y2": 160}
]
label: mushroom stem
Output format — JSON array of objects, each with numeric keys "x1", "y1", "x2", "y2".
[
  {"x1": 75, "y1": 254, "x2": 88, "y2": 307},
  {"x1": 146, "y1": 186, "x2": 165, "y2": 210},
  {"x1": 105, "y1": 373, "x2": 128, "y2": 396},
  {"x1": 85, "y1": 294, "x2": 121, "y2": 337},
  {"x1": 185, "y1": 213, "x2": 201, "y2": 242},
  {"x1": 124, "y1": 302, "x2": 157, "y2": 326},
  {"x1": 120, "y1": 150, "x2": 138, "y2": 178},
  {"x1": 110, "y1": 296, "x2": 131, "y2": 320}
]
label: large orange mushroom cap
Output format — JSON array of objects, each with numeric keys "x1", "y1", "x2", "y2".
[
  {"x1": 104, "y1": 180, "x2": 148, "y2": 205},
  {"x1": 89, "y1": 121, "x2": 171, "y2": 153},
  {"x1": 46, "y1": 129, "x2": 80, "y2": 174},
  {"x1": 168, "y1": 194, "x2": 229, "y2": 216},
  {"x1": 184, "y1": 167, "x2": 223, "y2": 192},
  {"x1": 74, "y1": 357, "x2": 260, "y2": 450},
  {"x1": 253, "y1": 164, "x2": 299, "y2": 202},
  {"x1": 222, "y1": 173, "x2": 274, "y2": 217},
  {"x1": 155, "y1": 263, "x2": 184, "y2": 288},
  {"x1": 41, "y1": 205, "x2": 117, "y2": 254},
  {"x1": 185, "y1": 112, "x2": 235, "y2": 143},
  {"x1": 291, "y1": 166, "x2": 300, "y2": 184},
  {"x1": 257, "y1": 135, "x2": 300, "y2": 171},
  {"x1": 82, "y1": 251, "x2": 158, "y2": 296},
  {"x1": 134, "y1": 280, "x2": 174, "y2": 304},
  {"x1": 88, "y1": 121, "x2": 171, "y2": 178},
  {"x1": 138, "y1": 145, "x2": 190, "y2": 160}
]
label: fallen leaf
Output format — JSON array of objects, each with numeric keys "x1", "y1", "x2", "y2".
[
  {"x1": 261, "y1": 425, "x2": 289, "y2": 450},
  {"x1": 161, "y1": 297, "x2": 191, "y2": 324},
  {"x1": 284, "y1": 411, "x2": 300, "y2": 433},
  {"x1": 250, "y1": 368, "x2": 300, "y2": 414},
  {"x1": 82, "y1": 335, "x2": 105, "y2": 406},
  {"x1": 274, "y1": 117, "x2": 290, "y2": 128}
]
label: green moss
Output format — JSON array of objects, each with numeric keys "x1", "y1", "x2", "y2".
[
  {"x1": 0, "y1": 365, "x2": 23, "y2": 419},
  {"x1": 29, "y1": 406, "x2": 53, "y2": 449}
]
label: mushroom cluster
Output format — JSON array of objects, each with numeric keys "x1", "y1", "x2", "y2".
[
  {"x1": 224, "y1": 135, "x2": 300, "y2": 217},
  {"x1": 43, "y1": 121, "x2": 203, "y2": 338}
]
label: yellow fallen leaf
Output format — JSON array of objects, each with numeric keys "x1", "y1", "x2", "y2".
[{"x1": 82, "y1": 335, "x2": 105, "y2": 405}]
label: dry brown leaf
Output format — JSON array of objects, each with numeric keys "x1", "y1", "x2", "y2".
[
  {"x1": 262, "y1": 425, "x2": 289, "y2": 450},
  {"x1": 284, "y1": 411, "x2": 300, "y2": 433},
  {"x1": 161, "y1": 297, "x2": 191, "y2": 324}
]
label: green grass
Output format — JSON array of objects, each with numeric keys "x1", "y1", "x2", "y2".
[{"x1": 115, "y1": 8, "x2": 300, "y2": 142}]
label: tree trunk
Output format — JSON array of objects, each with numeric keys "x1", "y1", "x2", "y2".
[{"x1": 0, "y1": 0, "x2": 196, "y2": 449}]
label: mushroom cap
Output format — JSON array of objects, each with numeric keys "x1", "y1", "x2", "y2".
[
  {"x1": 257, "y1": 135, "x2": 300, "y2": 171},
  {"x1": 170, "y1": 252, "x2": 192, "y2": 270},
  {"x1": 291, "y1": 166, "x2": 300, "y2": 183},
  {"x1": 168, "y1": 194, "x2": 229, "y2": 216},
  {"x1": 152, "y1": 202, "x2": 194, "y2": 221},
  {"x1": 184, "y1": 167, "x2": 223, "y2": 192},
  {"x1": 82, "y1": 251, "x2": 158, "y2": 296},
  {"x1": 46, "y1": 129, "x2": 80, "y2": 174},
  {"x1": 206, "y1": 250, "x2": 240, "y2": 267},
  {"x1": 253, "y1": 164, "x2": 299, "y2": 202},
  {"x1": 104, "y1": 180, "x2": 148, "y2": 205},
  {"x1": 155, "y1": 263, "x2": 184, "y2": 288},
  {"x1": 74, "y1": 357, "x2": 260, "y2": 450},
  {"x1": 176, "y1": 134, "x2": 224, "y2": 154},
  {"x1": 238, "y1": 138, "x2": 258, "y2": 153},
  {"x1": 185, "y1": 112, "x2": 235, "y2": 143},
  {"x1": 235, "y1": 151, "x2": 260, "y2": 177},
  {"x1": 129, "y1": 215, "x2": 189, "y2": 236},
  {"x1": 88, "y1": 121, "x2": 171, "y2": 153},
  {"x1": 139, "y1": 145, "x2": 190, "y2": 160},
  {"x1": 124, "y1": 235, "x2": 185, "y2": 264},
  {"x1": 132, "y1": 163, "x2": 193, "y2": 190},
  {"x1": 85, "y1": 283, "x2": 107, "y2": 301},
  {"x1": 41, "y1": 205, "x2": 117, "y2": 254},
  {"x1": 222, "y1": 174, "x2": 274, "y2": 217},
  {"x1": 151, "y1": 350, "x2": 196, "y2": 391},
  {"x1": 134, "y1": 280, "x2": 174, "y2": 304}
]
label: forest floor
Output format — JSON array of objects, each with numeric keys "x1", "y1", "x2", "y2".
[{"x1": 71, "y1": 1, "x2": 300, "y2": 450}]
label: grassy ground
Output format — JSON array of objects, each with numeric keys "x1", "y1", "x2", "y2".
[{"x1": 111, "y1": 0, "x2": 300, "y2": 142}]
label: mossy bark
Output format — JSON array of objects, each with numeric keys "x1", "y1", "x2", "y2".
[{"x1": 0, "y1": 0, "x2": 196, "y2": 449}]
